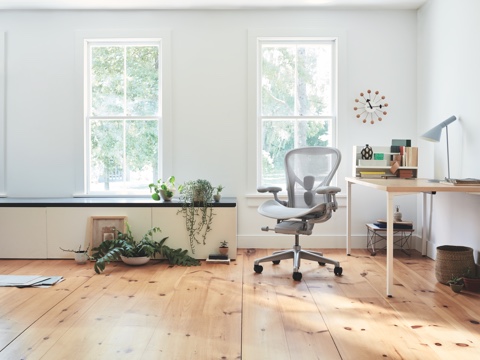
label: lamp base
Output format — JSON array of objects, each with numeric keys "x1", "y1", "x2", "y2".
[{"x1": 427, "y1": 179, "x2": 441, "y2": 183}]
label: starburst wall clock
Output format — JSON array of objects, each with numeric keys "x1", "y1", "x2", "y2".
[{"x1": 354, "y1": 90, "x2": 388, "y2": 124}]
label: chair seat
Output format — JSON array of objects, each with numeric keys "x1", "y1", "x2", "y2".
[{"x1": 258, "y1": 199, "x2": 326, "y2": 220}]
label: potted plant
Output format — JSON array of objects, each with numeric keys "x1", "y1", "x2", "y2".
[
  {"x1": 149, "y1": 176, "x2": 177, "y2": 201},
  {"x1": 178, "y1": 179, "x2": 215, "y2": 254},
  {"x1": 219, "y1": 240, "x2": 229, "y2": 256},
  {"x1": 447, "y1": 274, "x2": 464, "y2": 293},
  {"x1": 91, "y1": 223, "x2": 200, "y2": 274},
  {"x1": 60, "y1": 245, "x2": 90, "y2": 264},
  {"x1": 463, "y1": 267, "x2": 480, "y2": 292},
  {"x1": 213, "y1": 185, "x2": 224, "y2": 202}
]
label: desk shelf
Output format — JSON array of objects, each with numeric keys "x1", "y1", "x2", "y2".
[{"x1": 353, "y1": 145, "x2": 418, "y2": 178}]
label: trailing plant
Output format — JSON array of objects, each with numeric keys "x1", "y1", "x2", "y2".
[
  {"x1": 91, "y1": 224, "x2": 199, "y2": 274},
  {"x1": 178, "y1": 179, "x2": 215, "y2": 254},
  {"x1": 149, "y1": 176, "x2": 177, "y2": 201}
]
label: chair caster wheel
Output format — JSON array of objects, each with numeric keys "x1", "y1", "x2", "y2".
[
  {"x1": 293, "y1": 272, "x2": 302, "y2": 281},
  {"x1": 318, "y1": 262, "x2": 326, "y2": 266},
  {"x1": 254, "y1": 264, "x2": 263, "y2": 274},
  {"x1": 272, "y1": 260, "x2": 280, "y2": 265},
  {"x1": 334, "y1": 266, "x2": 343, "y2": 276}
]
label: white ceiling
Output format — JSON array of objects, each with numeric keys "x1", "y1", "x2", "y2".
[{"x1": 0, "y1": 0, "x2": 428, "y2": 10}]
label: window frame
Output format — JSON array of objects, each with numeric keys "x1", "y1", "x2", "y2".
[
  {"x1": 247, "y1": 28, "x2": 343, "y2": 194},
  {"x1": 74, "y1": 29, "x2": 172, "y2": 197}
]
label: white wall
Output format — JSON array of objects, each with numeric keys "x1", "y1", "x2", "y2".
[
  {"x1": 418, "y1": 0, "x2": 480, "y2": 262},
  {"x1": 0, "y1": 9, "x2": 418, "y2": 249}
]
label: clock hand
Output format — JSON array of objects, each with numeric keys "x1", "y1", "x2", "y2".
[{"x1": 366, "y1": 99, "x2": 373, "y2": 109}]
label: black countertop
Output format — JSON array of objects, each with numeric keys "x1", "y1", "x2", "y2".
[{"x1": 0, "y1": 197, "x2": 237, "y2": 208}]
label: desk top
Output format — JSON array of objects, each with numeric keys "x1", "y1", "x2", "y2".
[{"x1": 346, "y1": 177, "x2": 480, "y2": 193}]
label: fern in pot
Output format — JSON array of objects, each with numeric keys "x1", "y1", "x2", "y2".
[{"x1": 91, "y1": 223, "x2": 199, "y2": 274}]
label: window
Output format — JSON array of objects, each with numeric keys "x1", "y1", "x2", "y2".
[
  {"x1": 254, "y1": 36, "x2": 337, "y2": 189},
  {"x1": 85, "y1": 40, "x2": 161, "y2": 194}
]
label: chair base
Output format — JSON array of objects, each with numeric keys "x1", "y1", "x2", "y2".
[{"x1": 253, "y1": 245, "x2": 341, "y2": 280}]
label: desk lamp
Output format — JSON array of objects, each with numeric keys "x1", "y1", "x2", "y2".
[{"x1": 420, "y1": 115, "x2": 457, "y2": 182}]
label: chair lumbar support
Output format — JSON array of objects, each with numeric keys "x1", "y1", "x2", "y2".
[{"x1": 254, "y1": 146, "x2": 343, "y2": 281}]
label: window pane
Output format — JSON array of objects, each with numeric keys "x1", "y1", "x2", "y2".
[
  {"x1": 261, "y1": 46, "x2": 295, "y2": 116},
  {"x1": 261, "y1": 119, "x2": 331, "y2": 187},
  {"x1": 90, "y1": 120, "x2": 124, "y2": 191},
  {"x1": 125, "y1": 120, "x2": 158, "y2": 189},
  {"x1": 91, "y1": 46, "x2": 124, "y2": 116},
  {"x1": 261, "y1": 43, "x2": 332, "y2": 117},
  {"x1": 126, "y1": 46, "x2": 159, "y2": 116},
  {"x1": 89, "y1": 119, "x2": 159, "y2": 192}
]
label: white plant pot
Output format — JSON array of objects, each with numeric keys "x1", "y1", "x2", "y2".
[
  {"x1": 74, "y1": 252, "x2": 89, "y2": 265},
  {"x1": 120, "y1": 255, "x2": 150, "y2": 266}
]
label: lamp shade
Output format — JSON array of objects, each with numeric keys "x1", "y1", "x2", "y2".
[{"x1": 421, "y1": 115, "x2": 457, "y2": 142}]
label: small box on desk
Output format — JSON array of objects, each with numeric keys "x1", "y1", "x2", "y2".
[{"x1": 398, "y1": 169, "x2": 414, "y2": 178}]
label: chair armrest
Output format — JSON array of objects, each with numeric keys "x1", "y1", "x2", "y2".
[
  {"x1": 257, "y1": 186, "x2": 282, "y2": 193},
  {"x1": 316, "y1": 186, "x2": 341, "y2": 195},
  {"x1": 257, "y1": 186, "x2": 286, "y2": 206}
]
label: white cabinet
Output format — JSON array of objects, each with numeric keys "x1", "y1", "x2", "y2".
[
  {"x1": 0, "y1": 208, "x2": 47, "y2": 258},
  {"x1": 353, "y1": 145, "x2": 418, "y2": 178},
  {"x1": 0, "y1": 198, "x2": 237, "y2": 260}
]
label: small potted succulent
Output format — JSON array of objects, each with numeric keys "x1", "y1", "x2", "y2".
[
  {"x1": 149, "y1": 176, "x2": 177, "y2": 201},
  {"x1": 219, "y1": 240, "x2": 229, "y2": 256},
  {"x1": 447, "y1": 274, "x2": 464, "y2": 293},
  {"x1": 213, "y1": 185, "x2": 224, "y2": 202},
  {"x1": 60, "y1": 245, "x2": 90, "y2": 264}
]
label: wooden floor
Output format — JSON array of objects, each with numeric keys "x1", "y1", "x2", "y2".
[{"x1": 1, "y1": 249, "x2": 480, "y2": 359}]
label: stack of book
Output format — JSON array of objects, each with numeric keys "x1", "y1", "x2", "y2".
[
  {"x1": 374, "y1": 219, "x2": 413, "y2": 230},
  {"x1": 359, "y1": 171, "x2": 385, "y2": 178},
  {"x1": 391, "y1": 139, "x2": 418, "y2": 168},
  {"x1": 443, "y1": 178, "x2": 480, "y2": 185}
]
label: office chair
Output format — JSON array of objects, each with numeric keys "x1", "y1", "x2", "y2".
[{"x1": 254, "y1": 146, "x2": 343, "y2": 281}]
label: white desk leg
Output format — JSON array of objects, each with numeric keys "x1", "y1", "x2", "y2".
[
  {"x1": 386, "y1": 192, "x2": 395, "y2": 297},
  {"x1": 422, "y1": 193, "x2": 427, "y2": 256},
  {"x1": 346, "y1": 180, "x2": 352, "y2": 255}
]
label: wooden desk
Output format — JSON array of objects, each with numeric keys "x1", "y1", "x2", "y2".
[{"x1": 346, "y1": 177, "x2": 480, "y2": 297}]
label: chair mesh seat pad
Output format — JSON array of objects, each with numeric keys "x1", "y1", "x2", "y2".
[{"x1": 258, "y1": 199, "x2": 326, "y2": 220}]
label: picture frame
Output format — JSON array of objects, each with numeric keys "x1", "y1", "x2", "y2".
[{"x1": 90, "y1": 216, "x2": 127, "y2": 252}]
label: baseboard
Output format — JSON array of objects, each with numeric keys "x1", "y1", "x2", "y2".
[
  {"x1": 238, "y1": 235, "x2": 365, "y2": 249},
  {"x1": 238, "y1": 234, "x2": 425, "y2": 253}
]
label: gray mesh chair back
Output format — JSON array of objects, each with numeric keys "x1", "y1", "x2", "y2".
[{"x1": 285, "y1": 147, "x2": 341, "y2": 209}]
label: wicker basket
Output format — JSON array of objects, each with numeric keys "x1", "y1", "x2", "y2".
[{"x1": 435, "y1": 245, "x2": 475, "y2": 284}]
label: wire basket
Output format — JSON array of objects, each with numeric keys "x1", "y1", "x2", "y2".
[{"x1": 435, "y1": 245, "x2": 475, "y2": 284}]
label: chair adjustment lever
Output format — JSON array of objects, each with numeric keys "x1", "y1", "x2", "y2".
[{"x1": 261, "y1": 226, "x2": 271, "y2": 232}]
